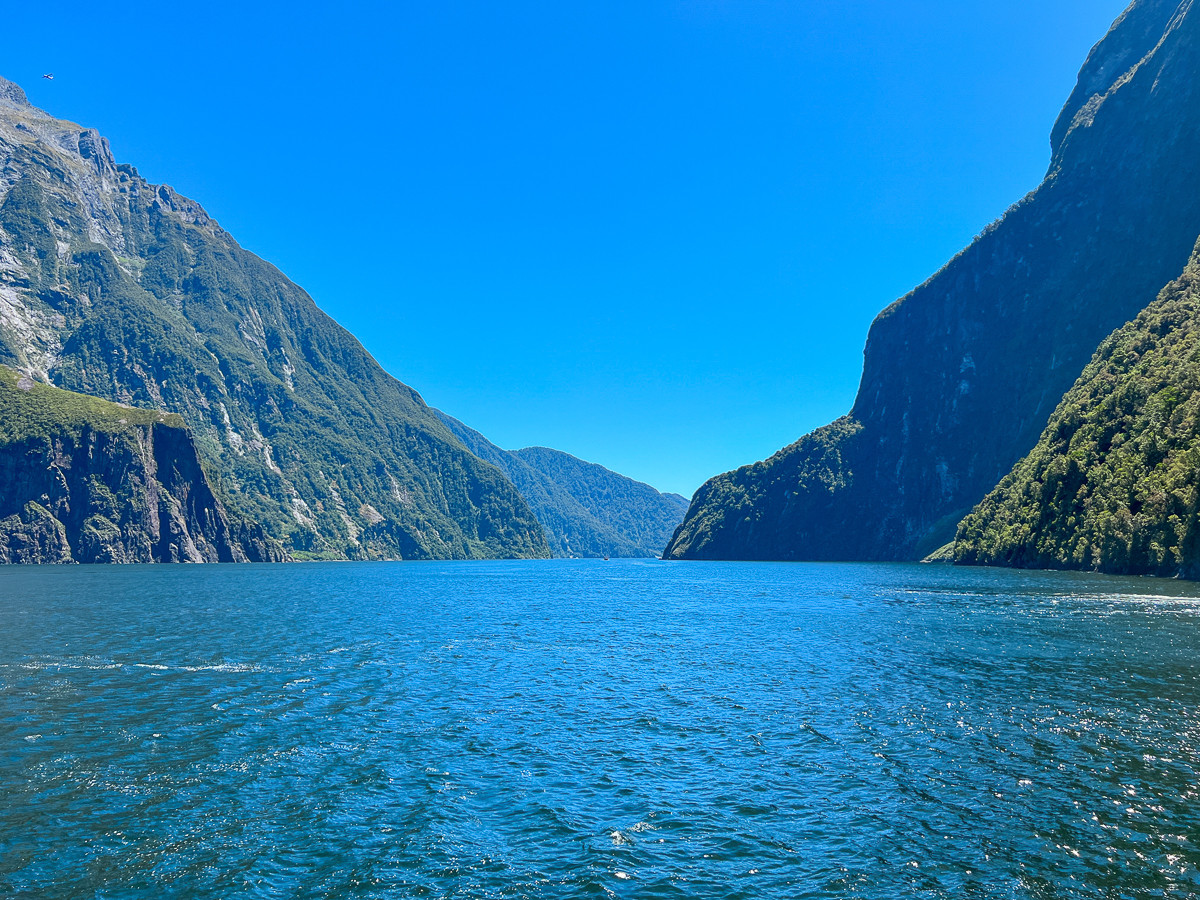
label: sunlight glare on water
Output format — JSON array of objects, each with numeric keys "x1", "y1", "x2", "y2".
[{"x1": 2, "y1": 560, "x2": 1200, "y2": 898}]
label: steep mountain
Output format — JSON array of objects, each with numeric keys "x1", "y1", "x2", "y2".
[
  {"x1": 666, "y1": 0, "x2": 1200, "y2": 562},
  {"x1": 0, "y1": 77, "x2": 549, "y2": 561},
  {"x1": 436, "y1": 411, "x2": 688, "y2": 557},
  {"x1": 0, "y1": 365, "x2": 280, "y2": 563},
  {"x1": 955, "y1": 242, "x2": 1200, "y2": 578}
]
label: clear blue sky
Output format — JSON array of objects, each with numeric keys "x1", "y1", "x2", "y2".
[{"x1": 6, "y1": 0, "x2": 1130, "y2": 497}]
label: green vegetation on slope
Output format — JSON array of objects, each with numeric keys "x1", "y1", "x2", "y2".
[
  {"x1": 0, "y1": 85, "x2": 549, "y2": 561},
  {"x1": 665, "y1": 417, "x2": 866, "y2": 560},
  {"x1": 513, "y1": 446, "x2": 688, "y2": 556},
  {"x1": 436, "y1": 411, "x2": 686, "y2": 557},
  {"x1": 956, "y1": 241, "x2": 1200, "y2": 578},
  {"x1": 0, "y1": 364, "x2": 180, "y2": 442},
  {"x1": 0, "y1": 364, "x2": 277, "y2": 563}
]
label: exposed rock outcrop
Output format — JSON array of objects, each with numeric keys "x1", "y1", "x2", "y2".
[{"x1": 0, "y1": 366, "x2": 284, "y2": 563}]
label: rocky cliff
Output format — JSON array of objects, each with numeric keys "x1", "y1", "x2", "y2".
[
  {"x1": 0, "y1": 76, "x2": 549, "y2": 560},
  {"x1": 436, "y1": 411, "x2": 688, "y2": 557},
  {"x1": 666, "y1": 0, "x2": 1200, "y2": 561},
  {"x1": 955, "y1": 242, "x2": 1200, "y2": 578},
  {"x1": 0, "y1": 366, "x2": 281, "y2": 563}
]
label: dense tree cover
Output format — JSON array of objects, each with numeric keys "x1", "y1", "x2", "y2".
[
  {"x1": 665, "y1": 418, "x2": 867, "y2": 560},
  {"x1": 437, "y1": 412, "x2": 687, "y2": 557},
  {"x1": 0, "y1": 87, "x2": 549, "y2": 561},
  {"x1": 668, "y1": 0, "x2": 1200, "y2": 562},
  {"x1": 513, "y1": 446, "x2": 688, "y2": 556},
  {"x1": 957, "y1": 242, "x2": 1200, "y2": 578}
]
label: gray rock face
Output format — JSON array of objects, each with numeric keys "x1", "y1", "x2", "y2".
[
  {"x1": 0, "y1": 419, "x2": 280, "y2": 564},
  {"x1": 666, "y1": 0, "x2": 1200, "y2": 561},
  {"x1": 0, "y1": 77, "x2": 29, "y2": 109}
]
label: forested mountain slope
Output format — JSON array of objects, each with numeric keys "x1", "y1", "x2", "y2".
[
  {"x1": 666, "y1": 0, "x2": 1200, "y2": 561},
  {"x1": 956, "y1": 242, "x2": 1200, "y2": 578},
  {"x1": 513, "y1": 446, "x2": 688, "y2": 557},
  {"x1": 436, "y1": 411, "x2": 687, "y2": 557},
  {"x1": 0, "y1": 77, "x2": 548, "y2": 561}
]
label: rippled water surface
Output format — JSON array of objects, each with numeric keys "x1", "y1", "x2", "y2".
[{"x1": 3, "y1": 560, "x2": 1200, "y2": 898}]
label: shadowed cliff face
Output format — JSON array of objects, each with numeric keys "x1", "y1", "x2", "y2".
[
  {"x1": 0, "y1": 368, "x2": 282, "y2": 563},
  {"x1": 956, "y1": 241, "x2": 1200, "y2": 579},
  {"x1": 666, "y1": 0, "x2": 1200, "y2": 562},
  {"x1": 0, "y1": 423, "x2": 235, "y2": 564},
  {"x1": 0, "y1": 75, "x2": 548, "y2": 561}
]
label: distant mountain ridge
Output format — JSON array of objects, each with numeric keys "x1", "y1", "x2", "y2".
[
  {"x1": 0, "y1": 75, "x2": 549, "y2": 560},
  {"x1": 666, "y1": 0, "x2": 1200, "y2": 562},
  {"x1": 435, "y1": 411, "x2": 687, "y2": 557},
  {"x1": 513, "y1": 446, "x2": 688, "y2": 555}
]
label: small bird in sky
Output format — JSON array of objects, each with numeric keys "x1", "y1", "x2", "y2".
[{"x1": 42, "y1": 73, "x2": 54, "y2": 80}]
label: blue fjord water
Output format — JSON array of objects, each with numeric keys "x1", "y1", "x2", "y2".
[{"x1": 2, "y1": 559, "x2": 1200, "y2": 899}]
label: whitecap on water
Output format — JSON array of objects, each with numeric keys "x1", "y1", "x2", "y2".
[
  {"x1": 14, "y1": 660, "x2": 123, "y2": 671},
  {"x1": 180, "y1": 663, "x2": 261, "y2": 673}
]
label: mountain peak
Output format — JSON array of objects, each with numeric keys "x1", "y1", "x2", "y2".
[
  {"x1": 0, "y1": 76, "x2": 30, "y2": 109},
  {"x1": 1050, "y1": 0, "x2": 1189, "y2": 161}
]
